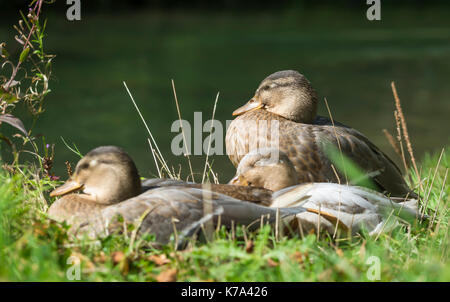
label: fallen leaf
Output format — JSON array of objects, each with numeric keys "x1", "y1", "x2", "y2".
[
  {"x1": 267, "y1": 258, "x2": 279, "y2": 267},
  {"x1": 318, "y1": 268, "x2": 333, "y2": 281},
  {"x1": 169, "y1": 251, "x2": 185, "y2": 262},
  {"x1": 70, "y1": 252, "x2": 95, "y2": 270},
  {"x1": 148, "y1": 254, "x2": 170, "y2": 266},
  {"x1": 156, "y1": 268, "x2": 177, "y2": 282},
  {"x1": 93, "y1": 251, "x2": 107, "y2": 264},
  {"x1": 111, "y1": 251, "x2": 125, "y2": 265},
  {"x1": 292, "y1": 251, "x2": 308, "y2": 264},
  {"x1": 336, "y1": 248, "x2": 344, "y2": 258},
  {"x1": 32, "y1": 222, "x2": 48, "y2": 237},
  {"x1": 245, "y1": 240, "x2": 254, "y2": 253},
  {"x1": 111, "y1": 251, "x2": 130, "y2": 275}
]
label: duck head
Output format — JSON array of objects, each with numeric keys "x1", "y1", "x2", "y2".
[
  {"x1": 232, "y1": 70, "x2": 318, "y2": 123},
  {"x1": 229, "y1": 148, "x2": 298, "y2": 191},
  {"x1": 50, "y1": 146, "x2": 142, "y2": 205}
]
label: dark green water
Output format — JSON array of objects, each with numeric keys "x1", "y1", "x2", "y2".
[{"x1": 1, "y1": 7, "x2": 449, "y2": 182}]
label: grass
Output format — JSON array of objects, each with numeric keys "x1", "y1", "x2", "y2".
[{"x1": 0, "y1": 148, "x2": 448, "y2": 281}]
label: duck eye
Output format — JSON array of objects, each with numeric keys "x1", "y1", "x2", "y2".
[
  {"x1": 79, "y1": 163, "x2": 89, "y2": 170},
  {"x1": 261, "y1": 85, "x2": 271, "y2": 91}
]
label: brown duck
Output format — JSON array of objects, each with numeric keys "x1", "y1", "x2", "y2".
[
  {"x1": 48, "y1": 146, "x2": 305, "y2": 245},
  {"x1": 226, "y1": 70, "x2": 416, "y2": 198},
  {"x1": 230, "y1": 148, "x2": 421, "y2": 236}
]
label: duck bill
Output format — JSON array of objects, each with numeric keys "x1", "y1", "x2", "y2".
[
  {"x1": 50, "y1": 180, "x2": 84, "y2": 197},
  {"x1": 229, "y1": 175, "x2": 249, "y2": 186},
  {"x1": 232, "y1": 96, "x2": 263, "y2": 116}
]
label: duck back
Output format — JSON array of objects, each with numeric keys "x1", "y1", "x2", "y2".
[{"x1": 226, "y1": 109, "x2": 415, "y2": 198}]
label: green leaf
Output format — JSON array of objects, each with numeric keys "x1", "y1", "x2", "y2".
[
  {"x1": 19, "y1": 47, "x2": 30, "y2": 63},
  {"x1": 0, "y1": 92, "x2": 18, "y2": 104},
  {"x1": 322, "y1": 142, "x2": 378, "y2": 190},
  {"x1": 45, "y1": 60, "x2": 52, "y2": 71},
  {"x1": 60, "y1": 136, "x2": 83, "y2": 158}
]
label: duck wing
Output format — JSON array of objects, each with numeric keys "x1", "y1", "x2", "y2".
[
  {"x1": 312, "y1": 116, "x2": 416, "y2": 198},
  {"x1": 142, "y1": 178, "x2": 273, "y2": 206},
  {"x1": 77, "y1": 186, "x2": 305, "y2": 246},
  {"x1": 141, "y1": 178, "x2": 193, "y2": 191},
  {"x1": 225, "y1": 110, "x2": 415, "y2": 198},
  {"x1": 271, "y1": 183, "x2": 420, "y2": 236}
]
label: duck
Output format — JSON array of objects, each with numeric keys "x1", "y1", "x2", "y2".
[
  {"x1": 48, "y1": 146, "x2": 142, "y2": 225},
  {"x1": 48, "y1": 146, "x2": 305, "y2": 245},
  {"x1": 225, "y1": 70, "x2": 417, "y2": 198},
  {"x1": 230, "y1": 148, "x2": 421, "y2": 236},
  {"x1": 49, "y1": 145, "x2": 420, "y2": 243},
  {"x1": 140, "y1": 178, "x2": 272, "y2": 206}
]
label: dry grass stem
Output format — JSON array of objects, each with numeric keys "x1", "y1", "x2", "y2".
[
  {"x1": 332, "y1": 189, "x2": 343, "y2": 240},
  {"x1": 215, "y1": 214, "x2": 222, "y2": 234},
  {"x1": 330, "y1": 164, "x2": 341, "y2": 185},
  {"x1": 202, "y1": 92, "x2": 220, "y2": 183},
  {"x1": 394, "y1": 110, "x2": 409, "y2": 175},
  {"x1": 129, "y1": 208, "x2": 153, "y2": 252},
  {"x1": 275, "y1": 207, "x2": 280, "y2": 242},
  {"x1": 231, "y1": 220, "x2": 235, "y2": 241},
  {"x1": 374, "y1": 209, "x2": 395, "y2": 242},
  {"x1": 147, "y1": 138, "x2": 162, "y2": 178},
  {"x1": 316, "y1": 204, "x2": 321, "y2": 240},
  {"x1": 391, "y1": 82, "x2": 422, "y2": 190},
  {"x1": 171, "y1": 217, "x2": 179, "y2": 250},
  {"x1": 201, "y1": 182, "x2": 214, "y2": 242},
  {"x1": 123, "y1": 81, "x2": 172, "y2": 178},
  {"x1": 383, "y1": 128, "x2": 402, "y2": 160},
  {"x1": 324, "y1": 98, "x2": 347, "y2": 183},
  {"x1": 205, "y1": 161, "x2": 219, "y2": 184},
  {"x1": 171, "y1": 79, "x2": 195, "y2": 182}
]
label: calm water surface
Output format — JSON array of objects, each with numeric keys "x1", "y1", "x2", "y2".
[{"x1": 1, "y1": 8, "x2": 449, "y2": 181}]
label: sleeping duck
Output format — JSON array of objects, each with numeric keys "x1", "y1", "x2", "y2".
[
  {"x1": 230, "y1": 148, "x2": 421, "y2": 236},
  {"x1": 48, "y1": 146, "x2": 420, "y2": 244},
  {"x1": 225, "y1": 70, "x2": 417, "y2": 198},
  {"x1": 48, "y1": 146, "x2": 304, "y2": 245}
]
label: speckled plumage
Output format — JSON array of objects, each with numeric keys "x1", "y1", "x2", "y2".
[{"x1": 226, "y1": 70, "x2": 416, "y2": 198}]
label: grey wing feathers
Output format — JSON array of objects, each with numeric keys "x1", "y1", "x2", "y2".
[
  {"x1": 313, "y1": 120, "x2": 415, "y2": 198},
  {"x1": 77, "y1": 186, "x2": 307, "y2": 245}
]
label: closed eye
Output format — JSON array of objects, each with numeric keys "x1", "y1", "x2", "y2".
[{"x1": 78, "y1": 163, "x2": 89, "y2": 170}]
